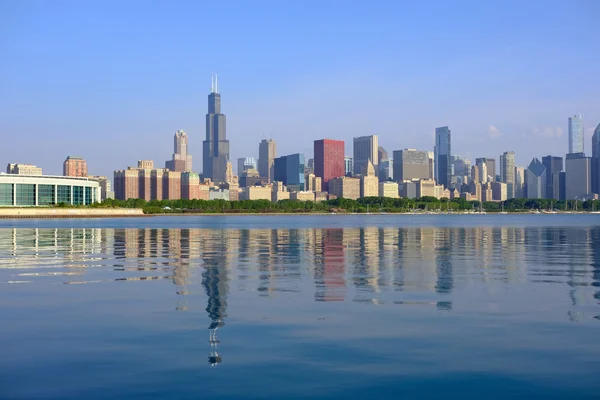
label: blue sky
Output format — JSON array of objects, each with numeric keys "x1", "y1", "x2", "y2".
[{"x1": 1, "y1": 0, "x2": 599, "y2": 178}]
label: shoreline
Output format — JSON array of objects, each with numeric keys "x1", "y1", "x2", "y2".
[{"x1": 0, "y1": 209, "x2": 598, "y2": 219}]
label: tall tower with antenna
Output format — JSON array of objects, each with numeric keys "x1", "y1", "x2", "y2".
[{"x1": 203, "y1": 74, "x2": 230, "y2": 182}]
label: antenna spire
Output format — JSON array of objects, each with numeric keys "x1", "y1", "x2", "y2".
[
  {"x1": 215, "y1": 73, "x2": 219, "y2": 94},
  {"x1": 211, "y1": 73, "x2": 214, "y2": 93}
]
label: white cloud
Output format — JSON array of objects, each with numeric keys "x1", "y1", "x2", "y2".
[
  {"x1": 531, "y1": 126, "x2": 563, "y2": 138},
  {"x1": 488, "y1": 125, "x2": 502, "y2": 138}
]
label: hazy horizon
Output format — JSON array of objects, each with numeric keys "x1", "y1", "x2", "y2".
[{"x1": 1, "y1": 0, "x2": 599, "y2": 179}]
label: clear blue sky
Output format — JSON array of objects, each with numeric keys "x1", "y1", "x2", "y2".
[{"x1": 1, "y1": 0, "x2": 599, "y2": 178}]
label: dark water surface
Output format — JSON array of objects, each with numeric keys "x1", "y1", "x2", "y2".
[{"x1": 1, "y1": 215, "x2": 599, "y2": 399}]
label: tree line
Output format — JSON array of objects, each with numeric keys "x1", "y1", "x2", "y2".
[{"x1": 88, "y1": 197, "x2": 600, "y2": 214}]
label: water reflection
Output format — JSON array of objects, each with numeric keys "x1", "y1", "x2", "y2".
[{"x1": 0, "y1": 226, "x2": 599, "y2": 324}]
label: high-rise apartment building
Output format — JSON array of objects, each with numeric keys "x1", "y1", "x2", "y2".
[
  {"x1": 434, "y1": 126, "x2": 451, "y2": 188},
  {"x1": 499, "y1": 151, "x2": 515, "y2": 198},
  {"x1": 568, "y1": 114, "x2": 584, "y2": 154},
  {"x1": 541, "y1": 156, "x2": 563, "y2": 199},
  {"x1": 63, "y1": 156, "x2": 88, "y2": 177},
  {"x1": 592, "y1": 123, "x2": 600, "y2": 194},
  {"x1": 525, "y1": 158, "x2": 546, "y2": 199},
  {"x1": 237, "y1": 157, "x2": 257, "y2": 175},
  {"x1": 203, "y1": 75, "x2": 229, "y2": 183},
  {"x1": 344, "y1": 156, "x2": 353, "y2": 176},
  {"x1": 392, "y1": 149, "x2": 430, "y2": 182},
  {"x1": 165, "y1": 130, "x2": 192, "y2": 172},
  {"x1": 565, "y1": 152, "x2": 592, "y2": 200},
  {"x1": 258, "y1": 139, "x2": 276, "y2": 183},
  {"x1": 314, "y1": 139, "x2": 345, "y2": 191},
  {"x1": 353, "y1": 135, "x2": 379, "y2": 177},
  {"x1": 7, "y1": 163, "x2": 43, "y2": 175}
]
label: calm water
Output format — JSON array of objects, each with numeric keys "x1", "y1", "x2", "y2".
[{"x1": 1, "y1": 215, "x2": 599, "y2": 399}]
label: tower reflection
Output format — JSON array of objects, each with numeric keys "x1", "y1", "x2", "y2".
[{"x1": 1, "y1": 225, "x2": 599, "y2": 324}]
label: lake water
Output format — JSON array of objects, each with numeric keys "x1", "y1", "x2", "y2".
[{"x1": 1, "y1": 215, "x2": 599, "y2": 399}]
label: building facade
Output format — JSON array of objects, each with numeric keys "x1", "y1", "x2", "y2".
[
  {"x1": 592, "y1": 123, "x2": 600, "y2": 194},
  {"x1": 63, "y1": 156, "x2": 88, "y2": 177},
  {"x1": 203, "y1": 75, "x2": 229, "y2": 182},
  {"x1": 353, "y1": 135, "x2": 379, "y2": 177},
  {"x1": 525, "y1": 158, "x2": 546, "y2": 199},
  {"x1": 165, "y1": 130, "x2": 193, "y2": 172},
  {"x1": 237, "y1": 157, "x2": 257, "y2": 175},
  {"x1": 360, "y1": 161, "x2": 378, "y2": 198},
  {"x1": 499, "y1": 151, "x2": 515, "y2": 198},
  {"x1": 378, "y1": 181, "x2": 399, "y2": 198},
  {"x1": 344, "y1": 156, "x2": 353, "y2": 176},
  {"x1": 0, "y1": 174, "x2": 99, "y2": 206},
  {"x1": 568, "y1": 114, "x2": 584, "y2": 154},
  {"x1": 392, "y1": 149, "x2": 430, "y2": 182},
  {"x1": 258, "y1": 139, "x2": 276, "y2": 183},
  {"x1": 541, "y1": 155, "x2": 563, "y2": 199},
  {"x1": 328, "y1": 176, "x2": 360, "y2": 200},
  {"x1": 434, "y1": 126, "x2": 451, "y2": 188},
  {"x1": 314, "y1": 139, "x2": 345, "y2": 191},
  {"x1": 7, "y1": 164, "x2": 43, "y2": 175},
  {"x1": 565, "y1": 153, "x2": 592, "y2": 200}
]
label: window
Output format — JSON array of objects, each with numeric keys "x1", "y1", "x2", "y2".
[
  {"x1": 57, "y1": 185, "x2": 71, "y2": 204},
  {"x1": 0, "y1": 183, "x2": 13, "y2": 206},
  {"x1": 38, "y1": 185, "x2": 55, "y2": 206},
  {"x1": 84, "y1": 187, "x2": 92, "y2": 205},
  {"x1": 73, "y1": 186, "x2": 83, "y2": 205},
  {"x1": 15, "y1": 184, "x2": 35, "y2": 206}
]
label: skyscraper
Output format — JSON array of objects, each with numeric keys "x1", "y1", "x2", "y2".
[
  {"x1": 273, "y1": 153, "x2": 305, "y2": 191},
  {"x1": 378, "y1": 146, "x2": 388, "y2": 162},
  {"x1": 565, "y1": 152, "x2": 592, "y2": 200},
  {"x1": 541, "y1": 156, "x2": 563, "y2": 199},
  {"x1": 568, "y1": 114, "x2": 584, "y2": 154},
  {"x1": 434, "y1": 126, "x2": 451, "y2": 188},
  {"x1": 203, "y1": 74, "x2": 229, "y2": 182},
  {"x1": 237, "y1": 157, "x2": 257, "y2": 175},
  {"x1": 592, "y1": 123, "x2": 600, "y2": 194},
  {"x1": 314, "y1": 139, "x2": 345, "y2": 191},
  {"x1": 165, "y1": 130, "x2": 193, "y2": 172},
  {"x1": 525, "y1": 158, "x2": 546, "y2": 199},
  {"x1": 63, "y1": 156, "x2": 88, "y2": 177},
  {"x1": 500, "y1": 151, "x2": 515, "y2": 198},
  {"x1": 258, "y1": 139, "x2": 276, "y2": 182},
  {"x1": 392, "y1": 149, "x2": 431, "y2": 182},
  {"x1": 475, "y1": 157, "x2": 496, "y2": 182},
  {"x1": 344, "y1": 156, "x2": 353, "y2": 176},
  {"x1": 353, "y1": 135, "x2": 379, "y2": 177}
]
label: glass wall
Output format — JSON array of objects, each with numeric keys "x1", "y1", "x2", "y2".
[
  {"x1": 57, "y1": 185, "x2": 71, "y2": 204},
  {"x1": 38, "y1": 184, "x2": 55, "y2": 206},
  {"x1": 15, "y1": 184, "x2": 36, "y2": 206},
  {"x1": 0, "y1": 183, "x2": 13, "y2": 206},
  {"x1": 84, "y1": 187, "x2": 92, "y2": 205},
  {"x1": 73, "y1": 186, "x2": 84, "y2": 205}
]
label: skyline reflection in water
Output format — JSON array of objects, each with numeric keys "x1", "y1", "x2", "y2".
[{"x1": 1, "y1": 223, "x2": 599, "y2": 399}]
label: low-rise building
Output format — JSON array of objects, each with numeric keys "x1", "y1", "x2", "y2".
[
  {"x1": 7, "y1": 163, "x2": 43, "y2": 175},
  {"x1": 291, "y1": 191, "x2": 315, "y2": 201},
  {"x1": 328, "y1": 177, "x2": 360, "y2": 200},
  {"x1": 378, "y1": 181, "x2": 399, "y2": 198},
  {"x1": 0, "y1": 174, "x2": 100, "y2": 206}
]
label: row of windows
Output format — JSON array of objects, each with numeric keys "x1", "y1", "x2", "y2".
[{"x1": 0, "y1": 184, "x2": 97, "y2": 206}]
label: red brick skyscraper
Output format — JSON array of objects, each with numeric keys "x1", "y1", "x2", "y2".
[
  {"x1": 63, "y1": 156, "x2": 88, "y2": 177},
  {"x1": 314, "y1": 139, "x2": 345, "y2": 191}
]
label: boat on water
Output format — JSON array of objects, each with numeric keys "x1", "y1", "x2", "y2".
[{"x1": 499, "y1": 202, "x2": 507, "y2": 215}]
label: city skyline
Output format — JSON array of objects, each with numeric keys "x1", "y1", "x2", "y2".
[{"x1": 1, "y1": 2, "x2": 598, "y2": 180}]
